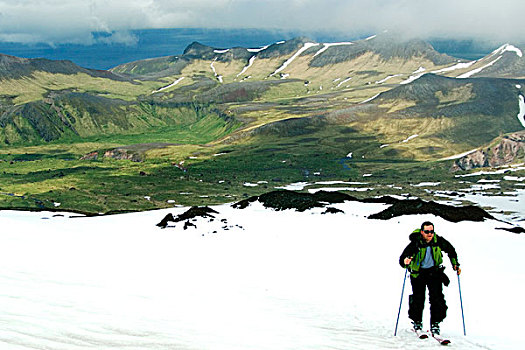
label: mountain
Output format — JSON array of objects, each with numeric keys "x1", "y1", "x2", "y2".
[
  {"x1": 0, "y1": 53, "x2": 128, "y2": 81},
  {"x1": 351, "y1": 72, "x2": 524, "y2": 156},
  {"x1": 440, "y1": 44, "x2": 525, "y2": 79},
  {"x1": 112, "y1": 32, "x2": 461, "y2": 88},
  {"x1": 1, "y1": 33, "x2": 525, "y2": 164}
]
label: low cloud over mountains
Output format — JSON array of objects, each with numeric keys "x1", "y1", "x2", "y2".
[{"x1": 0, "y1": 0, "x2": 523, "y2": 45}]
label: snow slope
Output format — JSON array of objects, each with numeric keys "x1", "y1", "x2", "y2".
[{"x1": 0, "y1": 197, "x2": 523, "y2": 349}]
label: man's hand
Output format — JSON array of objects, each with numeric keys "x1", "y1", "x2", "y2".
[
  {"x1": 404, "y1": 257, "x2": 412, "y2": 266},
  {"x1": 454, "y1": 265, "x2": 462, "y2": 275}
]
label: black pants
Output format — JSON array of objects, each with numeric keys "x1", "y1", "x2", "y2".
[{"x1": 408, "y1": 268, "x2": 448, "y2": 324}]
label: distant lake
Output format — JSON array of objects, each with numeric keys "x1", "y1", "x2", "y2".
[{"x1": 0, "y1": 28, "x2": 494, "y2": 70}]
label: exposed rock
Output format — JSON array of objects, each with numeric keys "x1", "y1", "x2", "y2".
[
  {"x1": 175, "y1": 206, "x2": 218, "y2": 221},
  {"x1": 80, "y1": 151, "x2": 99, "y2": 161},
  {"x1": 82, "y1": 143, "x2": 178, "y2": 163},
  {"x1": 156, "y1": 213, "x2": 176, "y2": 228},
  {"x1": 368, "y1": 198, "x2": 494, "y2": 222},
  {"x1": 452, "y1": 131, "x2": 525, "y2": 171},
  {"x1": 233, "y1": 190, "x2": 494, "y2": 223},
  {"x1": 103, "y1": 149, "x2": 143, "y2": 162},
  {"x1": 183, "y1": 221, "x2": 197, "y2": 230},
  {"x1": 156, "y1": 206, "x2": 219, "y2": 228},
  {"x1": 496, "y1": 226, "x2": 525, "y2": 234},
  {"x1": 232, "y1": 190, "x2": 357, "y2": 212},
  {"x1": 323, "y1": 207, "x2": 344, "y2": 214}
]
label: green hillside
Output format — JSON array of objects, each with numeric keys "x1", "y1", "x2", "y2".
[{"x1": 1, "y1": 35, "x2": 524, "y2": 214}]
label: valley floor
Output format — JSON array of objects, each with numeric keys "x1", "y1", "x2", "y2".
[{"x1": 0, "y1": 191, "x2": 523, "y2": 349}]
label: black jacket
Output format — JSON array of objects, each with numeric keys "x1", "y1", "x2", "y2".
[{"x1": 399, "y1": 229, "x2": 460, "y2": 277}]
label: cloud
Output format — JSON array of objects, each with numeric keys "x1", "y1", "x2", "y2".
[{"x1": 0, "y1": 0, "x2": 524, "y2": 45}]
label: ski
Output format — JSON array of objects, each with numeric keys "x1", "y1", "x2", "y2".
[
  {"x1": 412, "y1": 329, "x2": 428, "y2": 339},
  {"x1": 432, "y1": 334, "x2": 451, "y2": 345}
]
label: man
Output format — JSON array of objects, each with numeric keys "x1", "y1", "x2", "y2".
[{"x1": 399, "y1": 221, "x2": 461, "y2": 336}]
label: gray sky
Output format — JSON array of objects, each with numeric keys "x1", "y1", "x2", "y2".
[{"x1": 0, "y1": 0, "x2": 523, "y2": 45}]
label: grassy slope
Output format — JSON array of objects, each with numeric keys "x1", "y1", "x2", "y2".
[{"x1": 0, "y1": 72, "x2": 165, "y2": 105}]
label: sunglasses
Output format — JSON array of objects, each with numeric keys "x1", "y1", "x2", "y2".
[{"x1": 423, "y1": 230, "x2": 434, "y2": 234}]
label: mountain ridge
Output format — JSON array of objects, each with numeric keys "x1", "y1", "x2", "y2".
[
  {"x1": 1, "y1": 34, "x2": 525, "y2": 160},
  {"x1": 0, "y1": 53, "x2": 129, "y2": 81}
]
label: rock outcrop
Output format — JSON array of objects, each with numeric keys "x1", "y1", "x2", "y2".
[
  {"x1": 157, "y1": 206, "x2": 219, "y2": 228},
  {"x1": 452, "y1": 130, "x2": 525, "y2": 171},
  {"x1": 368, "y1": 198, "x2": 494, "y2": 222},
  {"x1": 233, "y1": 190, "x2": 494, "y2": 223}
]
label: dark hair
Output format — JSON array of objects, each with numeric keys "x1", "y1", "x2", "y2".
[{"x1": 421, "y1": 221, "x2": 434, "y2": 230}]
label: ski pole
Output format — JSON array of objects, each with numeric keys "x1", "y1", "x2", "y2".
[
  {"x1": 394, "y1": 268, "x2": 408, "y2": 336},
  {"x1": 458, "y1": 274, "x2": 466, "y2": 336}
]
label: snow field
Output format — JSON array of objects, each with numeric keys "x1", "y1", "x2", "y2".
[{"x1": 0, "y1": 198, "x2": 524, "y2": 349}]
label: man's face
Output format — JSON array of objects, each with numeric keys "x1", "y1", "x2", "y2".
[{"x1": 421, "y1": 225, "x2": 434, "y2": 243}]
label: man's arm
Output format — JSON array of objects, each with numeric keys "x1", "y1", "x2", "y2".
[
  {"x1": 439, "y1": 236, "x2": 461, "y2": 275},
  {"x1": 399, "y1": 243, "x2": 416, "y2": 268}
]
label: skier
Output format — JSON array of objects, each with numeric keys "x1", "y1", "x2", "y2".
[{"x1": 399, "y1": 221, "x2": 461, "y2": 337}]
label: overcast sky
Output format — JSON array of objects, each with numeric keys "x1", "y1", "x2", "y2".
[{"x1": 0, "y1": 0, "x2": 523, "y2": 46}]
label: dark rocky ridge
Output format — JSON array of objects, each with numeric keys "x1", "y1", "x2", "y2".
[
  {"x1": 232, "y1": 190, "x2": 495, "y2": 223},
  {"x1": 367, "y1": 198, "x2": 494, "y2": 222}
]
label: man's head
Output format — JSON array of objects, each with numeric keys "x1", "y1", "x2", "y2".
[{"x1": 420, "y1": 221, "x2": 435, "y2": 243}]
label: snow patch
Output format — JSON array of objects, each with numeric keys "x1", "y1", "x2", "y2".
[
  {"x1": 375, "y1": 74, "x2": 402, "y2": 84},
  {"x1": 336, "y1": 77, "x2": 352, "y2": 88},
  {"x1": 431, "y1": 61, "x2": 476, "y2": 74},
  {"x1": 247, "y1": 45, "x2": 269, "y2": 53},
  {"x1": 213, "y1": 49, "x2": 229, "y2": 54},
  {"x1": 504, "y1": 175, "x2": 525, "y2": 181},
  {"x1": 308, "y1": 187, "x2": 373, "y2": 193},
  {"x1": 441, "y1": 148, "x2": 478, "y2": 160},
  {"x1": 497, "y1": 43, "x2": 523, "y2": 57},
  {"x1": 237, "y1": 56, "x2": 256, "y2": 77},
  {"x1": 313, "y1": 42, "x2": 353, "y2": 57},
  {"x1": 274, "y1": 182, "x2": 310, "y2": 191},
  {"x1": 400, "y1": 73, "x2": 425, "y2": 85},
  {"x1": 455, "y1": 164, "x2": 525, "y2": 177},
  {"x1": 315, "y1": 181, "x2": 367, "y2": 186},
  {"x1": 517, "y1": 95, "x2": 525, "y2": 127},
  {"x1": 401, "y1": 134, "x2": 418, "y2": 143},
  {"x1": 271, "y1": 42, "x2": 319, "y2": 76},
  {"x1": 359, "y1": 93, "x2": 380, "y2": 104},
  {"x1": 458, "y1": 55, "x2": 502, "y2": 78},
  {"x1": 412, "y1": 182, "x2": 441, "y2": 187},
  {"x1": 210, "y1": 59, "x2": 223, "y2": 83},
  {"x1": 152, "y1": 77, "x2": 185, "y2": 93}
]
